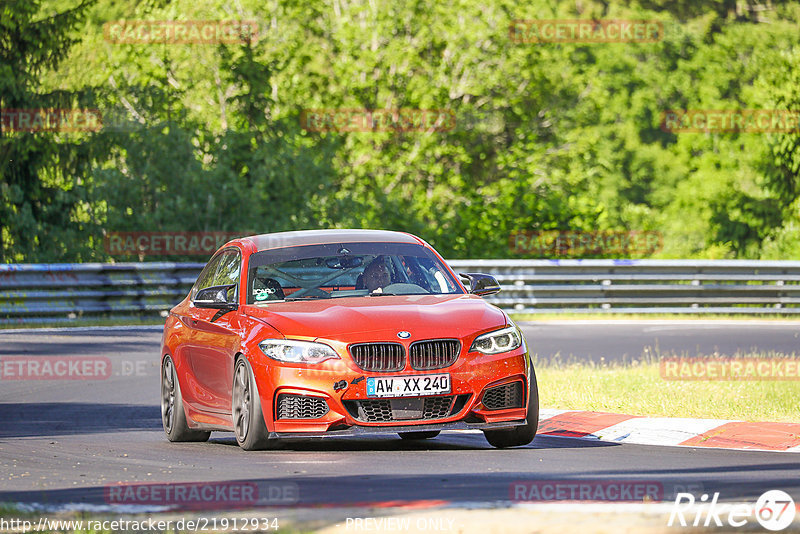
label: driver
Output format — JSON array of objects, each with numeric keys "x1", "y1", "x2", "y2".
[{"x1": 362, "y1": 256, "x2": 391, "y2": 292}]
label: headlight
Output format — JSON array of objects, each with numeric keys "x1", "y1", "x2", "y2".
[
  {"x1": 258, "y1": 339, "x2": 340, "y2": 364},
  {"x1": 470, "y1": 326, "x2": 523, "y2": 355}
]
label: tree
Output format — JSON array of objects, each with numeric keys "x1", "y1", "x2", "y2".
[{"x1": 0, "y1": 0, "x2": 100, "y2": 262}]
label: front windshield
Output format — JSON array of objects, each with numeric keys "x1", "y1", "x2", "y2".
[{"x1": 246, "y1": 242, "x2": 463, "y2": 304}]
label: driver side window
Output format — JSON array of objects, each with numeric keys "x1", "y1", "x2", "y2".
[
  {"x1": 213, "y1": 250, "x2": 241, "y2": 286},
  {"x1": 191, "y1": 254, "x2": 223, "y2": 299},
  {"x1": 190, "y1": 249, "x2": 241, "y2": 301},
  {"x1": 213, "y1": 250, "x2": 241, "y2": 302}
]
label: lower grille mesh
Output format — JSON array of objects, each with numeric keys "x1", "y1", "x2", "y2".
[
  {"x1": 277, "y1": 394, "x2": 329, "y2": 419},
  {"x1": 423, "y1": 396, "x2": 453, "y2": 419},
  {"x1": 344, "y1": 395, "x2": 460, "y2": 423},
  {"x1": 357, "y1": 399, "x2": 393, "y2": 422},
  {"x1": 482, "y1": 382, "x2": 524, "y2": 410}
]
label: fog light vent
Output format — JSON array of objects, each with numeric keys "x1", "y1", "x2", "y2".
[
  {"x1": 277, "y1": 394, "x2": 329, "y2": 419},
  {"x1": 482, "y1": 382, "x2": 523, "y2": 411}
]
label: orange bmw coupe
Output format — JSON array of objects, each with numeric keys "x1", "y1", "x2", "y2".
[{"x1": 160, "y1": 229, "x2": 538, "y2": 449}]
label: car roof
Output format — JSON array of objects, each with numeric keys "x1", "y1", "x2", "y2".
[{"x1": 243, "y1": 229, "x2": 424, "y2": 252}]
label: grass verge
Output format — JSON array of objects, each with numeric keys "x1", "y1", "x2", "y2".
[
  {"x1": 0, "y1": 502, "x2": 24, "y2": 516},
  {"x1": 535, "y1": 353, "x2": 800, "y2": 422}
]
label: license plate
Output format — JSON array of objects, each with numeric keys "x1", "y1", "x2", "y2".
[{"x1": 366, "y1": 374, "x2": 450, "y2": 398}]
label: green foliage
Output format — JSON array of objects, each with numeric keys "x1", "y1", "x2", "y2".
[
  {"x1": 0, "y1": 0, "x2": 102, "y2": 262},
  {"x1": 2, "y1": 0, "x2": 800, "y2": 261}
]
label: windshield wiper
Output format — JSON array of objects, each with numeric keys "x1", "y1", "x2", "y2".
[{"x1": 284, "y1": 296, "x2": 327, "y2": 301}]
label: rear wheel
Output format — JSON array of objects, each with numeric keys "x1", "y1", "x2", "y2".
[
  {"x1": 161, "y1": 356, "x2": 211, "y2": 442},
  {"x1": 398, "y1": 430, "x2": 440, "y2": 440},
  {"x1": 483, "y1": 366, "x2": 539, "y2": 448},
  {"x1": 232, "y1": 357, "x2": 276, "y2": 451}
]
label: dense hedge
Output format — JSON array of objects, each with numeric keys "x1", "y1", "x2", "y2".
[{"x1": 2, "y1": 0, "x2": 799, "y2": 262}]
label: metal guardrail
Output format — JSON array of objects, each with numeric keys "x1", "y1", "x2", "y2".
[
  {"x1": 0, "y1": 263, "x2": 202, "y2": 325},
  {"x1": 3, "y1": 260, "x2": 800, "y2": 325},
  {"x1": 450, "y1": 259, "x2": 800, "y2": 315}
]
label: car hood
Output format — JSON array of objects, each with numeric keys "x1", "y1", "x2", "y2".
[{"x1": 242, "y1": 294, "x2": 507, "y2": 342}]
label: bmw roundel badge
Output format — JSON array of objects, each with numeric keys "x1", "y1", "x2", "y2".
[{"x1": 397, "y1": 331, "x2": 411, "y2": 339}]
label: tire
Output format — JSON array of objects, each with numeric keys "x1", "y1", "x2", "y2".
[
  {"x1": 483, "y1": 365, "x2": 539, "y2": 448},
  {"x1": 232, "y1": 357, "x2": 277, "y2": 451},
  {"x1": 161, "y1": 355, "x2": 211, "y2": 442},
  {"x1": 398, "y1": 430, "x2": 441, "y2": 440}
]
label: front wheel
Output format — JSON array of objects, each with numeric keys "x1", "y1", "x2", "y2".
[
  {"x1": 483, "y1": 366, "x2": 539, "y2": 448},
  {"x1": 232, "y1": 357, "x2": 277, "y2": 451},
  {"x1": 161, "y1": 355, "x2": 211, "y2": 442}
]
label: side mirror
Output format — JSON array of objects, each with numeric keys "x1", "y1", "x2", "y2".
[
  {"x1": 194, "y1": 284, "x2": 238, "y2": 309},
  {"x1": 459, "y1": 273, "x2": 501, "y2": 297}
]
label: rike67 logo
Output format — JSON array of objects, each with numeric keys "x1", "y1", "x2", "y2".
[{"x1": 669, "y1": 490, "x2": 796, "y2": 531}]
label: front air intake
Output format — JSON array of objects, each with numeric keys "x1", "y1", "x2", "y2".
[
  {"x1": 276, "y1": 394, "x2": 329, "y2": 419},
  {"x1": 482, "y1": 382, "x2": 524, "y2": 411}
]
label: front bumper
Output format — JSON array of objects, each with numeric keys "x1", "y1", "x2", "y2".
[
  {"x1": 269, "y1": 419, "x2": 527, "y2": 439},
  {"x1": 248, "y1": 345, "x2": 531, "y2": 434}
]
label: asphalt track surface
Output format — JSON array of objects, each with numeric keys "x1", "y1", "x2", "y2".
[{"x1": 0, "y1": 323, "x2": 799, "y2": 510}]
